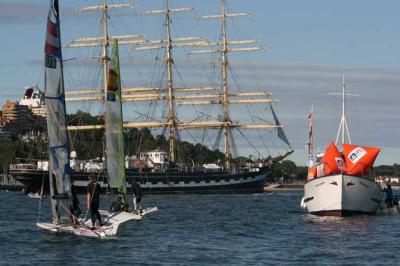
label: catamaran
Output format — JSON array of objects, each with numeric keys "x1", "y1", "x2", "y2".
[
  {"x1": 36, "y1": 0, "x2": 149, "y2": 238},
  {"x1": 301, "y1": 76, "x2": 383, "y2": 216}
]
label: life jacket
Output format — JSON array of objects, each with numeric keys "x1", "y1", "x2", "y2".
[
  {"x1": 316, "y1": 163, "x2": 325, "y2": 177},
  {"x1": 342, "y1": 144, "x2": 380, "y2": 176},
  {"x1": 307, "y1": 167, "x2": 317, "y2": 181},
  {"x1": 320, "y1": 142, "x2": 346, "y2": 175}
]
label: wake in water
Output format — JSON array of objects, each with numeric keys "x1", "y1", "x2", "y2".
[{"x1": 303, "y1": 214, "x2": 344, "y2": 223}]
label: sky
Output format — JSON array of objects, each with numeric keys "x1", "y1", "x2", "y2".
[{"x1": 0, "y1": 0, "x2": 399, "y2": 166}]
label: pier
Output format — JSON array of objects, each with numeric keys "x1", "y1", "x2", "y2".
[{"x1": 0, "y1": 175, "x2": 24, "y2": 191}]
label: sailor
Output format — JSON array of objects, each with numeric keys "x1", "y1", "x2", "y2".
[
  {"x1": 87, "y1": 176, "x2": 102, "y2": 229},
  {"x1": 109, "y1": 195, "x2": 124, "y2": 213},
  {"x1": 70, "y1": 187, "x2": 81, "y2": 225},
  {"x1": 132, "y1": 182, "x2": 142, "y2": 212},
  {"x1": 384, "y1": 184, "x2": 394, "y2": 208}
]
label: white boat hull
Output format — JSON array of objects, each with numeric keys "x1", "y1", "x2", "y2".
[
  {"x1": 302, "y1": 174, "x2": 384, "y2": 216},
  {"x1": 37, "y1": 211, "x2": 139, "y2": 238}
]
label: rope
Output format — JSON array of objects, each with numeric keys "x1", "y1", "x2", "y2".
[
  {"x1": 36, "y1": 176, "x2": 45, "y2": 223},
  {"x1": 58, "y1": 201, "x2": 105, "y2": 238}
]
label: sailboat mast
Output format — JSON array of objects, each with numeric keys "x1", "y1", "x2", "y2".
[
  {"x1": 165, "y1": 0, "x2": 177, "y2": 162},
  {"x1": 220, "y1": 0, "x2": 230, "y2": 170},
  {"x1": 102, "y1": 0, "x2": 110, "y2": 96},
  {"x1": 307, "y1": 107, "x2": 313, "y2": 167},
  {"x1": 332, "y1": 74, "x2": 358, "y2": 146}
]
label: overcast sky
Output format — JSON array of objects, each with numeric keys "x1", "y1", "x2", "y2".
[{"x1": 0, "y1": 0, "x2": 399, "y2": 166}]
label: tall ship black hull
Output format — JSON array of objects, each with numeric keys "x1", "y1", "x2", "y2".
[{"x1": 11, "y1": 167, "x2": 269, "y2": 194}]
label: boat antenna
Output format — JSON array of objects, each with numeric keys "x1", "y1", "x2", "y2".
[{"x1": 328, "y1": 74, "x2": 359, "y2": 146}]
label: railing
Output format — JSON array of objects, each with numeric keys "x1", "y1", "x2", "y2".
[
  {"x1": 9, "y1": 164, "x2": 37, "y2": 171},
  {"x1": 0, "y1": 175, "x2": 23, "y2": 189}
]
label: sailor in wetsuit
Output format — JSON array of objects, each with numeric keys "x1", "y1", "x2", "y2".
[
  {"x1": 86, "y1": 176, "x2": 102, "y2": 229},
  {"x1": 70, "y1": 186, "x2": 81, "y2": 225},
  {"x1": 110, "y1": 195, "x2": 125, "y2": 213}
]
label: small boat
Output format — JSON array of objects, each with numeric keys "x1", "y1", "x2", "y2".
[
  {"x1": 36, "y1": 0, "x2": 142, "y2": 238},
  {"x1": 28, "y1": 192, "x2": 42, "y2": 199},
  {"x1": 301, "y1": 77, "x2": 384, "y2": 216}
]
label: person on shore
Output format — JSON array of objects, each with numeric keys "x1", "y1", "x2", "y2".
[
  {"x1": 384, "y1": 184, "x2": 394, "y2": 208},
  {"x1": 86, "y1": 176, "x2": 102, "y2": 229},
  {"x1": 70, "y1": 187, "x2": 81, "y2": 225}
]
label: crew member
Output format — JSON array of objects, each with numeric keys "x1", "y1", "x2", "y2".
[
  {"x1": 70, "y1": 187, "x2": 81, "y2": 225},
  {"x1": 110, "y1": 195, "x2": 125, "y2": 213},
  {"x1": 87, "y1": 176, "x2": 102, "y2": 229},
  {"x1": 384, "y1": 184, "x2": 394, "y2": 208},
  {"x1": 132, "y1": 182, "x2": 142, "y2": 212}
]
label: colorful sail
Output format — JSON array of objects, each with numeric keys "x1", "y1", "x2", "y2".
[
  {"x1": 106, "y1": 40, "x2": 126, "y2": 192},
  {"x1": 342, "y1": 144, "x2": 380, "y2": 176},
  {"x1": 320, "y1": 142, "x2": 346, "y2": 176},
  {"x1": 307, "y1": 166, "x2": 317, "y2": 181},
  {"x1": 44, "y1": 0, "x2": 71, "y2": 197}
]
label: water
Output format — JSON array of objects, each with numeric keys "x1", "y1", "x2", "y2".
[{"x1": 1, "y1": 191, "x2": 399, "y2": 265}]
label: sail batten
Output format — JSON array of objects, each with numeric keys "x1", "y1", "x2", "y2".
[
  {"x1": 105, "y1": 40, "x2": 126, "y2": 192},
  {"x1": 44, "y1": 0, "x2": 71, "y2": 222}
]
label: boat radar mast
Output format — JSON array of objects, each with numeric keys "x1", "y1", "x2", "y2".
[{"x1": 328, "y1": 75, "x2": 360, "y2": 146}]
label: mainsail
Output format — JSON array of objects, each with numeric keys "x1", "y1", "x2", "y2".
[
  {"x1": 105, "y1": 40, "x2": 127, "y2": 196},
  {"x1": 44, "y1": 0, "x2": 71, "y2": 221}
]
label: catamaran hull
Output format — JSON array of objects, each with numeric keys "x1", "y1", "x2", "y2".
[
  {"x1": 37, "y1": 211, "x2": 139, "y2": 238},
  {"x1": 302, "y1": 174, "x2": 383, "y2": 216},
  {"x1": 12, "y1": 168, "x2": 269, "y2": 194}
]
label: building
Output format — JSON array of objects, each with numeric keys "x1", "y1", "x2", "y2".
[
  {"x1": 19, "y1": 86, "x2": 47, "y2": 118},
  {"x1": 0, "y1": 86, "x2": 47, "y2": 138}
]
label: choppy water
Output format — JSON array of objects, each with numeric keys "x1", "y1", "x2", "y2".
[{"x1": 1, "y1": 191, "x2": 400, "y2": 265}]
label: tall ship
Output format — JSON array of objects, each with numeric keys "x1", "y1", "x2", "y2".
[{"x1": 11, "y1": 0, "x2": 292, "y2": 194}]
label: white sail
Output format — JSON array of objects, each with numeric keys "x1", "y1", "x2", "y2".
[{"x1": 44, "y1": 0, "x2": 71, "y2": 220}]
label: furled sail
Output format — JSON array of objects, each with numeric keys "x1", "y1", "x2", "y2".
[
  {"x1": 44, "y1": 0, "x2": 71, "y2": 196},
  {"x1": 106, "y1": 40, "x2": 127, "y2": 193}
]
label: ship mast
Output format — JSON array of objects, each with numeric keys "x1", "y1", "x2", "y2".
[
  {"x1": 67, "y1": 1, "x2": 142, "y2": 98},
  {"x1": 165, "y1": 0, "x2": 177, "y2": 162},
  {"x1": 220, "y1": 0, "x2": 230, "y2": 170},
  {"x1": 101, "y1": 0, "x2": 110, "y2": 97},
  {"x1": 193, "y1": 0, "x2": 265, "y2": 170},
  {"x1": 130, "y1": 0, "x2": 197, "y2": 163}
]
